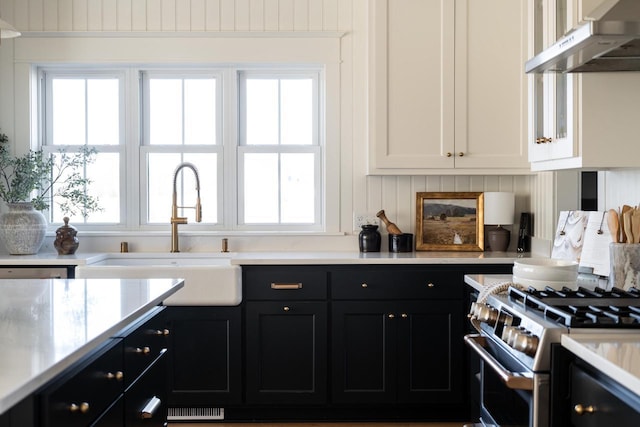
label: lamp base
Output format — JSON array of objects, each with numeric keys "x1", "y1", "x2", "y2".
[{"x1": 487, "y1": 226, "x2": 510, "y2": 252}]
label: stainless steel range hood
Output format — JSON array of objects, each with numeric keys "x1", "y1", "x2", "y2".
[{"x1": 526, "y1": 0, "x2": 640, "y2": 73}]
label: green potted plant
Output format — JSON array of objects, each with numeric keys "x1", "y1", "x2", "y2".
[{"x1": 0, "y1": 129, "x2": 101, "y2": 255}]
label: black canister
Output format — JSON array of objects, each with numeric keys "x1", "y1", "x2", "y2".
[
  {"x1": 389, "y1": 233, "x2": 414, "y2": 253},
  {"x1": 359, "y1": 224, "x2": 381, "y2": 252}
]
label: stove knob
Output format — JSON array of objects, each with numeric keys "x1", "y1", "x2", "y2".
[
  {"x1": 512, "y1": 332, "x2": 539, "y2": 356},
  {"x1": 501, "y1": 326, "x2": 517, "y2": 345},
  {"x1": 476, "y1": 304, "x2": 498, "y2": 326}
]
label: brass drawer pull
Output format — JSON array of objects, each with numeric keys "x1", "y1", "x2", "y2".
[
  {"x1": 271, "y1": 282, "x2": 303, "y2": 290},
  {"x1": 154, "y1": 329, "x2": 170, "y2": 336},
  {"x1": 135, "y1": 346, "x2": 151, "y2": 354},
  {"x1": 574, "y1": 404, "x2": 596, "y2": 415},
  {"x1": 140, "y1": 396, "x2": 162, "y2": 419},
  {"x1": 361, "y1": 283, "x2": 368, "y2": 288},
  {"x1": 106, "y1": 371, "x2": 124, "y2": 381},
  {"x1": 69, "y1": 402, "x2": 90, "y2": 413},
  {"x1": 427, "y1": 283, "x2": 435, "y2": 288},
  {"x1": 283, "y1": 306, "x2": 290, "y2": 312}
]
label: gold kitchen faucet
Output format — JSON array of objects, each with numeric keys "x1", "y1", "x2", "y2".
[{"x1": 170, "y1": 162, "x2": 202, "y2": 252}]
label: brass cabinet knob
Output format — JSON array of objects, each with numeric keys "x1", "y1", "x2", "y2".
[
  {"x1": 388, "y1": 314, "x2": 395, "y2": 319},
  {"x1": 283, "y1": 306, "x2": 290, "y2": 312},
  {"x1": 154, "y1": 329, "x2": 170, "y2": 336},
  {"x1": 135, "y1": 346, "x2": 151, "y2": 354},
  {"x1": 361, "y1": 283, "x2": 368, "y2": 288},
  {"x1": 401, "y1": 313, "x2": 408, "y2": 318},
  {"x1": 427, "y1": 283, "x2": 435, "y2": 288},
  {"x1": 446, "y1": 152, "x2": 452, "y2": 157},
  {"x1": 458, "y1": 152, "x2": 464, "y2": 157},
  {"x1": 574, "y1": 404, "x2": 596, "y2": 415},
  {"x1": 69, "y1": 402, "x2": 90, "y2": 413},
  {"x1": 106, "y1": 371, "x2": 124, "y2": 381}
]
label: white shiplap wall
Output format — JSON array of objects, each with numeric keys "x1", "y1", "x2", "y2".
[{"x1": 0, "y1": 0, "x2": 538, "y2": 253}]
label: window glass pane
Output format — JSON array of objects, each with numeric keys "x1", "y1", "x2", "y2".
[
  {"x1": 281, "y1": 153, "x2": 314, "y2": 223},
  {"x1": 149, "y1": 79, "x2": 182, "y2": 145},
  {"x1": 281, "y1": 79, "x2": 313, "y2": 145},
  {"x1": 147, "y1": 153, "x2": 218, "y2": 223},
  {"x1": 52, "y1": 79, "x2": 86, "y2": 146},
  {"x1": 184, "y1": 79, "x2": 216, "y2": 145},
  {"x1": 87, "y1": 79, "x2": 120, "y2": 145},
  {"x1": 50, "y1": 152, "x2": 119, "y2": 224},
  {"x1": 244, "y1": 153, "x2": 278, "y2": 223},
  {"x1": 246, "y1": 79, "x2": 279, "y2": 145}
]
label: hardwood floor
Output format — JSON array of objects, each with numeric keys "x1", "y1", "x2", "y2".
[{"x1": 169, "y1": 423, "x2": 466, "y2": 427}]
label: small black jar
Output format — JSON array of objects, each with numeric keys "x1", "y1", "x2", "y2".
[{"x1": 359, "y1": 224, "x2": 381, "y2": 252}]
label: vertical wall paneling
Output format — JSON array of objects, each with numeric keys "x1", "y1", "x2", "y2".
[
  {"x1": 205, "y1": 0, "x2": 221, "y2": 31},
  {"x1": 263, "y1": 0, "x2": 278, "y2": 30},
  {"x1": 248, "y1": 0, "x2": 263, "y2": 31},
  {"x1": 29, "y1": 0, "x2": 44, "y2": 31},
  {"x1": 308, "y1": 0, "x2": 322, "y2": 31},
  {"x1": 176, "y1": 0, "x2": 191, "y2": 31},
  {"x1": 58, "y1": 0, "x2": 73, "y2": 31},
  {"x1": 103, "y1": 0, "x2": 118, "y2": 30},
  {"x1": 73, "y1": 0, "x2": 89, "y2": 30},
  {"x1": 190, "y1": 0, "x2": 205, "y2": 31},
  {"x1": 10, "y1": 0, "x2": 28, "y2": 31},
  {"x1": 117, "y1": 0, "x2": 132, "y2": 30},
  {"x1": 278, "y1": 0, "x2": 294, "y2": 31},
  {"x1": 220, "y1": 0, "x2": 235, "y2": 31},
  {"x1": 43, "y1": 0, "x2": 59, "y2": 30},
  {"x1": 131, "y1": 0, "x2": 146, "y2": 30},
  {"x1": 234, "y1": 0, "x2": 250, "y2": 31},
  {"x1": 161, "y1": 0, "x2": 176, "y2": 31},
  {"x1": 88, "y1": 0, "x2": 103, "y2": 31},
  {"x1": 293, "y1": 0, "x2": 308, "y2": 31},
  {"x1": 322, "y1": 0, "x2": 337, "y2": 30}
]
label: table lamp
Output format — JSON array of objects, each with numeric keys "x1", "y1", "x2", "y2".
[{"x1": 484, "y1": 192, "x2": 515, "y2": 252}]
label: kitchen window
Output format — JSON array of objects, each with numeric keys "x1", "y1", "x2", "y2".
[{"x1": 39, "y1": 66, "x2": 324, "y2": 232}]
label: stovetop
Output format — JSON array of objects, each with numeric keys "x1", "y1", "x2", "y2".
[{"x1": 508, "y1": 286, "x2": 640, "y2": 329}]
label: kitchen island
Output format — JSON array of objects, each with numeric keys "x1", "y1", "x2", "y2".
[{"x1": 0, "y1": 278, "x2": 183, "y2": 420}]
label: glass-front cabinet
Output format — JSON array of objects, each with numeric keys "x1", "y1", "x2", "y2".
[{"x1": 529, "y1": 0, "x2": 576, "y2": 165}]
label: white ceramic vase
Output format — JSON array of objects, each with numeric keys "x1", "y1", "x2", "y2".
[{"x1": 0, "y1": 202, "x2": 47, "y2": 255}]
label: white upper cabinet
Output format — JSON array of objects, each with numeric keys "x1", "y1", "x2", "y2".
[
  {"x1": 528, "y1": 0, "x2": 640, "y2": 171},
  {"x1": 368, "y1": 0, "x2": 530, "y2": 175}
]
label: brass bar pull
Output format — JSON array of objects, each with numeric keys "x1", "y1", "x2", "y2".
[
  {"x1": 464, "y1": 334, "x2": 534, "y2": 390},
  {"x1": 271, "y1": 282, "x2": 303, "y2": 290},
  {"x1": 154, "y1": 329, "x2": 170, "y2": 336},
  {"x1": 140, "y1": 396, "x2": 162, "y2": 419},
  {"x1": 69, "y1": 402, "x2": 90, "y2": 413},
  {"x1": 106, "y1": 371, "x2": 124, "y2": 381},
  {"x1": 574, "y1": 404, "x2": 596, "y2": 415},
  {"x1": 135, "y1": 346, "x2": 151, "y2": 354}
]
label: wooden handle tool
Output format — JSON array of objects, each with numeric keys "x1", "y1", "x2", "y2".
[
  {"x1": 623, "y1": 209, "x2": 634, "y2": 244},
  {"x1": 608, "y1": 209, "x2": 620, "y2": 243}
]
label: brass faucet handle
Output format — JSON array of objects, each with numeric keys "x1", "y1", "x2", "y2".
[{"x1": 171, "y1": 216, "x2": 188, "y2": 225}]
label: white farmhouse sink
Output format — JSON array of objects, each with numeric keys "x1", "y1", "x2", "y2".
[{"x1": 75, "y1": 253, "x2": 241, "y2": 306}]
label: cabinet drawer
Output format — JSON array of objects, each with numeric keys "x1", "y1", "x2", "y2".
[
  {"x1": 122, "y1": 307, "x2": 168, "y2": 389},
  {"x1": 124, "y1": 352, "x2": 168, "y2": 427},
  {"x1": 41, "y1": 339, "x2": 124, "y2": 427},
  {"x1": 244, "y1": 267, "x2": 327, "y2": 300},
  {"x1": 331, "y1": 268, "x2": 461, "y2": 300},
  {"x1": 570, "y1": 363, "x2": 640, "y2": 427}
]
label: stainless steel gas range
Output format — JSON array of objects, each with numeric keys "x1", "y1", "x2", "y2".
[{"x1": 465, "y1": 282, "x2": 640, "y2": 427}]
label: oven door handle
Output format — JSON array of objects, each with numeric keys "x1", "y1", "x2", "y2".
[{"x1": 464, "y1": 334, "x2": 534, "y2": 391}]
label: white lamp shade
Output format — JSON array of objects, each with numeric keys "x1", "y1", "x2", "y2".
[
  {"x1": 484, "y1": 192, "x2": 515, "y2": 226},
  {"x1": 0, "y1": 18, "x2": 21, "y2": 39}
]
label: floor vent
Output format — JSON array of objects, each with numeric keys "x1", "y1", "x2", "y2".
[{"x1": 167, "y1": 407, "x2": 224, "y2": 421}]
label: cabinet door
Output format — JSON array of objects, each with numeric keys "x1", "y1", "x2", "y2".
[
  {"x1": 331, "y1": 301, "x2": 397, "y2": 404},
  {"x1": 165, "y1": 307, "x2": 242, "y2": 406},
  {"x1": 245, "y1": 301, "x2": 328, "y2": 405},
  {"x1": 396, "y1": 300, "x2": 464, "y2": 404},
  {"x1": 453, "y1": 0, "x2": 529, "y2": 170},
  {"x1": 368, "y1": 0, "x2": 455, "y2": 172}
]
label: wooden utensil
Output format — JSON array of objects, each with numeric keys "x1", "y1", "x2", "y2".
[
  {"x1": 608, "y1": 209, "x2": 620, "y2": 243},
  {"x1": 623, "y1": 209, "x2": 634, "y2": 244},
  {"x1": 632, "y1": 209, "x2": 640, "y2": 244},
  {"x1": 620, "y1": 205, "x2": 633, "y2": 243}
]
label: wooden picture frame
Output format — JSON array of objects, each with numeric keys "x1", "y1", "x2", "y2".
[{"x1": 415, "y1": 192, "x2": 484, "y2": 251}]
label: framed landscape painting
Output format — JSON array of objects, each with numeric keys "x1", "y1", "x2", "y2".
[{"x1": 415, "y1": 192, "x2": 484, "y2": 251}]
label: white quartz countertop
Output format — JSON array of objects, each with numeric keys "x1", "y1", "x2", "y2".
[
  {"x1": 0, "y1": 278, "x2": 184, "y2": 415},
  {"x1": 0, "y1": 251, "x2": 522, "y2": 266},
  {"x1": 562, "y1": 333, "x2": 640, "y2": 396}
]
